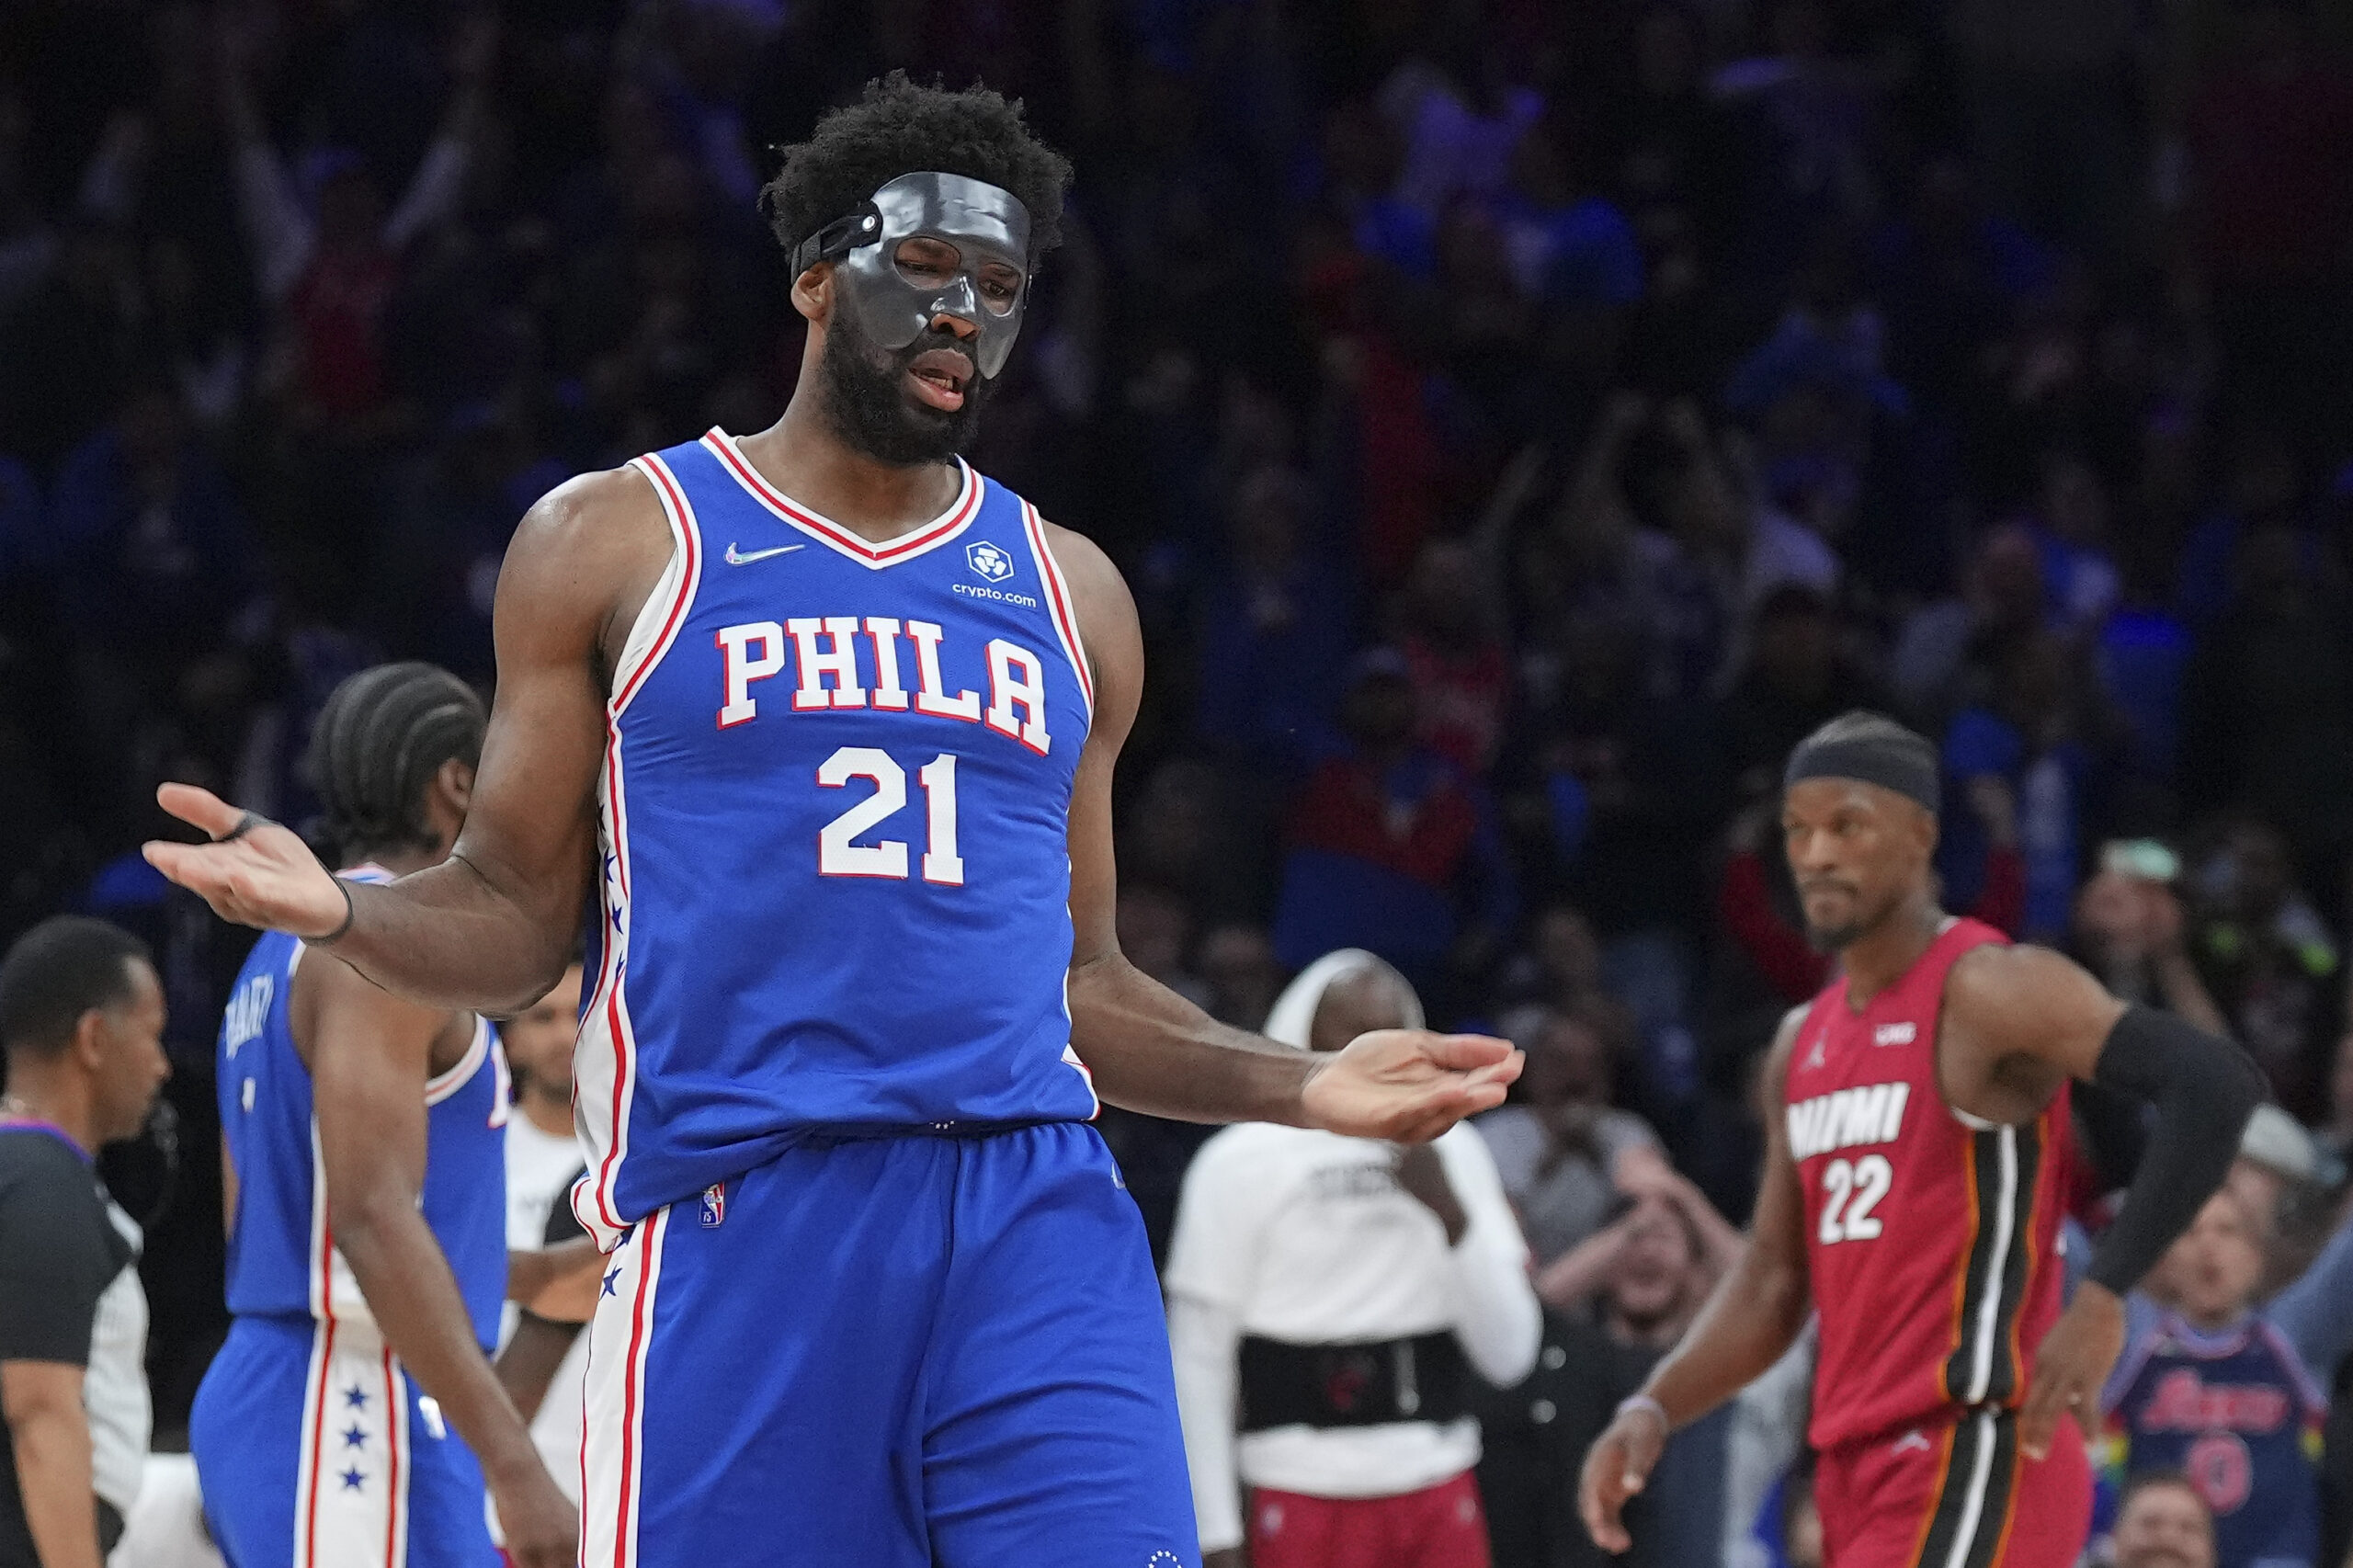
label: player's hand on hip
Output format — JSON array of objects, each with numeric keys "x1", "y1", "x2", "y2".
[
  {"x1": 142, "y1": 783, "x2": 351, "y2": 937},
  {"x1": 490, "y1": 1460, "x2": 579, "y2": 1568},
  {"x1": 1579, "y1": 1403, "x2": 1666, "y2": 1554},
  {"x1": 2018, "y1": 1280, "x2": 2125, "y2": 1461},
  {"x1": 1301, "y1": 1028, "x2": 1522, "y2": 1142}
]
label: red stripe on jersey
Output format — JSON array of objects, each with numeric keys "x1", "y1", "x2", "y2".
[
  {"x1": 612, "y1": 1215, "x2": 659, "y2": 1568},
  {"x1": 301, "y1": 1316, "x2": 337, "y2": 1566},
  {"x1": 1020, "y1": 501, "x2": 1093, "y2": 713},
  {"x1": 381, "y1": 1347, "x2": 401, "y2": 1568},
  {"x1": 585, "y1": 733, "x2": 631, "y2": 1233},
  {"x1": 620, "y1": 456, "x2": 702, "y2": 717},
  {"x1": 701, "y1": 431, "x2": 980, "y2": 563},
  {"x1": 587, "y1": 447, "x2": 703, "y2": 1237}
]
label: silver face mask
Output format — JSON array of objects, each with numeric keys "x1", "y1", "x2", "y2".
[{"x1": 791, "y1": 171, "x2": 1034, "y2": 380}]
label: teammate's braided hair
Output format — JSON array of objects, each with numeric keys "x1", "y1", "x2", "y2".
[
  {"x1": 304, "y1": 663, "x2": 487, "y2": 864},
  {"x1": 758, "y1": 73, "x2": 1073, "y2": 266}
]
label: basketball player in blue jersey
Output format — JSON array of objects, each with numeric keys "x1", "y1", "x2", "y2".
[
  {"x1": 192, "y1": 665, "x2": 582, "y2": 1568},
  {"x1": 146, "y1": 76, "x2": 1522, "y2": 1568}
]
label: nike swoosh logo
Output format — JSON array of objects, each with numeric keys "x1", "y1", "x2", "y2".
[{"x1": 724, "y1": 542, "x2": 805, "y2": 565}]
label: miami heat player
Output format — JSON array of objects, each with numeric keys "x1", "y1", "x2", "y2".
[{"x1": 1580, "y1": 712, "x2": 2264, "y2": 1568}]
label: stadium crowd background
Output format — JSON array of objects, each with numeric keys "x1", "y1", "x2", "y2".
[{"x1": 0, "y1": 0, "x2": 2349, "y2": 1563}]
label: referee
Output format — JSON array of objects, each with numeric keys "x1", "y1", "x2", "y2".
[{"x1": 0, "y1": 917, "x2": 170, "y2": 1567}]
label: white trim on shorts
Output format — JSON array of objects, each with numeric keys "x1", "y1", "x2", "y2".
[{"x1": 581, "y1": 1206, "x2": 670, "y2": 1568}]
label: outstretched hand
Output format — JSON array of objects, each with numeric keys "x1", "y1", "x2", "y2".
[
  {"x1": 1301, "y1": 1028, "x2": 1522, "y2": 1143},
  {"x1": 142, "y1": 783, "x2": 351, "y2": 938}
]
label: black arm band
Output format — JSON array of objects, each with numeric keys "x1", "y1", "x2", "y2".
[{"x1": 2083, "y1": 1005, "x2": 2267, "y2": 1295}]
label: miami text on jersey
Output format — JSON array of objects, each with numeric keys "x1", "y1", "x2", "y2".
[{"x1": 1787, "y1": 1082, "x2": 1912, "y2": 1161}]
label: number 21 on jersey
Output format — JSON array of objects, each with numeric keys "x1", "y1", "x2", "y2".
[{"x1": 816, "y1": 745, "x2": 963, "y2": 885}]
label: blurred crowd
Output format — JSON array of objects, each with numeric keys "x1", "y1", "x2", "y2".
[{"x1": 3, "y1": 0, "x2": 2352, "y2": 1562}]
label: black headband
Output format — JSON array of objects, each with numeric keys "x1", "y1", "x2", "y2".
[{"x1": 1783, "y1": 733, "x2": 1939, "y2": 814}]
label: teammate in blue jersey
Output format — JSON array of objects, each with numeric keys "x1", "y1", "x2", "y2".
[
  {"x1": 191, "y1": 665, "x2": 583, "y2": 1568},
  {"x1": 146, "y1": 76, "x2": 1523, "y2": 1568}
]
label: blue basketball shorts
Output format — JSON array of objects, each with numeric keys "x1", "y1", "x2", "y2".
[
  {"x1": 192, "y1": 1313, "x2": 499, "y2": 1568},
  {"x1": 573, "y1": 1120, "x2": 1199, "y2": 1567}
]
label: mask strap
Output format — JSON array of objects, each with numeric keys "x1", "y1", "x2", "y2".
[{"x1": 789, "y1": 202, "x2": 881, "y2": 277}]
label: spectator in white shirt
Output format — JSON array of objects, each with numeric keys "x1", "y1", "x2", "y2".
[
  {"x1": 1166, "y1": 949, "x2": 1541, "y2": 1568},
  {"x1": 499, "y1": 963, "x2": 585, "y2": 1341},
  {"x1": 494, "y1": 964, "x2": 586, "y2": 1505}
]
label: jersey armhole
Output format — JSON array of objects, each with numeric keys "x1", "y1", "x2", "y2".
[
  {"x1": 611, "y1": 455, "x2": 703, "y2": 715},
  {"x1": 1017, "y1": 499, "x2": 1095, "y2": 724},
  {"x1": 1928, "y1": 929, "x2": 2040, "y2": 1132},
  {"x1": 424, "y1": 1015, "x2": 494, "y2": 1106}
]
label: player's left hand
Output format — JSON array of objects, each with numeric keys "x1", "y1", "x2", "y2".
[
  {"x1": 2018, "y1": 1280, "x2": 2125, "y2": 1460},
  {"x1": 1302, "y1": 1029, "x2": 1522, "y2": 1143}
]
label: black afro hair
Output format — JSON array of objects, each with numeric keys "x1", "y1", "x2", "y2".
[{"x1": 759, "y1": 73, "x2": 1073, "y2": 267}]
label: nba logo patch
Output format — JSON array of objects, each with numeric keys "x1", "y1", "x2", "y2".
[{"x1": 699, "y1": 1182, "x2": 727, "y2": 1228}]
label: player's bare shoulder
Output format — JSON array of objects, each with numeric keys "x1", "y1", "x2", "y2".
[
  {"x1": 1939, "y1": 940, "x2": 2124, "y2": 1117},
  {"x1": 1031, "y1": 518, "x2": 1131, "y2": 625},
  {"x1": 497, "y1": 464, "x2": 677, "y2": 665},
  {"x1": 1756, "y1": 1003, "x2": 1813, "y2": 1124},
  {"x1": 1031, "y1": 516, "x2": 1142, "y2": 722},
  {"x1": 1942, "y1": 942, "x2": 2121, "y2": 1051}
]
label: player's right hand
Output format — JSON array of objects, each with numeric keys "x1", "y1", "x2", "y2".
[
  {"x1": 491, "y1": 1460, "x2": 579, "y2": 1568},
  {"x1": 142, "y1": 783, "x2": 351, "y2": 938},
  {"x1": 1301, "y1": 1029, "x2": 1522, "y2": 1144},
  {"x1": 1578, "y1": 1404, "x2": 1666, "y2": 1554},
  {"x1": 1203, "y1": 1548, "x2": 1249, "y2": 1568}
]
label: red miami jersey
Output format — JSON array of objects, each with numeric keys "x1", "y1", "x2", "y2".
[{"x1": 1787, "y1": 918, "x2": 2075, "y2": 1450}]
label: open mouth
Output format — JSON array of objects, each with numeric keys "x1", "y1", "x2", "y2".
[{"x1": 905, "y1": 347, "x2": 974, "y2": 412}]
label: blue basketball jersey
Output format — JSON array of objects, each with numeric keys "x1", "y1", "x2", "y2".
[
  {"x1": 571, "y1": 431, "x2": 1098, "y2": 1246},
  {"x1": 217, "y1": 867, "x2": 510, "y2": 1349},
  {"x1": 2101, "y1": 1312, "x2": 2328, "y2": 1568}
]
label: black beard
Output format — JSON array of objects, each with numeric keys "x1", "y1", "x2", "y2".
[
  {"x1": 1803, "y1": 884, "x2": 1908, "y2": 954},
  {"x1": 818, "y1": 309, "x2": 994, "y2": 467},
  {"x1": 1805, "y1": 919, "x2": 1863, "y2": 955}
]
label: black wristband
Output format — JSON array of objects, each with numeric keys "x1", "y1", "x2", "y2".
[
  {"x1": 313, "y1": 877, "x2": 357, "y2": 945},
  {"x1": 2083, "y1": 1005, "x2": 2266, "y2": 1295}
]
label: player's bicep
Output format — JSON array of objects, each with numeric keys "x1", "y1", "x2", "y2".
[
  {"x1": 459, "y1": 470, "x2": 669, "y2": 923},
  {"x1": 1049, "y1": 525, "x2": 1143, "y2": 969},
  {"x1": 1948, "y1": 944, "x2": 2127, "y2": 1084}
]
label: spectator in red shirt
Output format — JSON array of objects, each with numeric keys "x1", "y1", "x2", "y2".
[
  {"x1": 223, "y1": 14, "x2": 494, "y2": 426},
  {"x1": 1402, "y1": 539, "x2": 1512, "y2": 778},
  {"x1": 1274, "y1": 651, "x2": 1514, "y2": 990}
]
